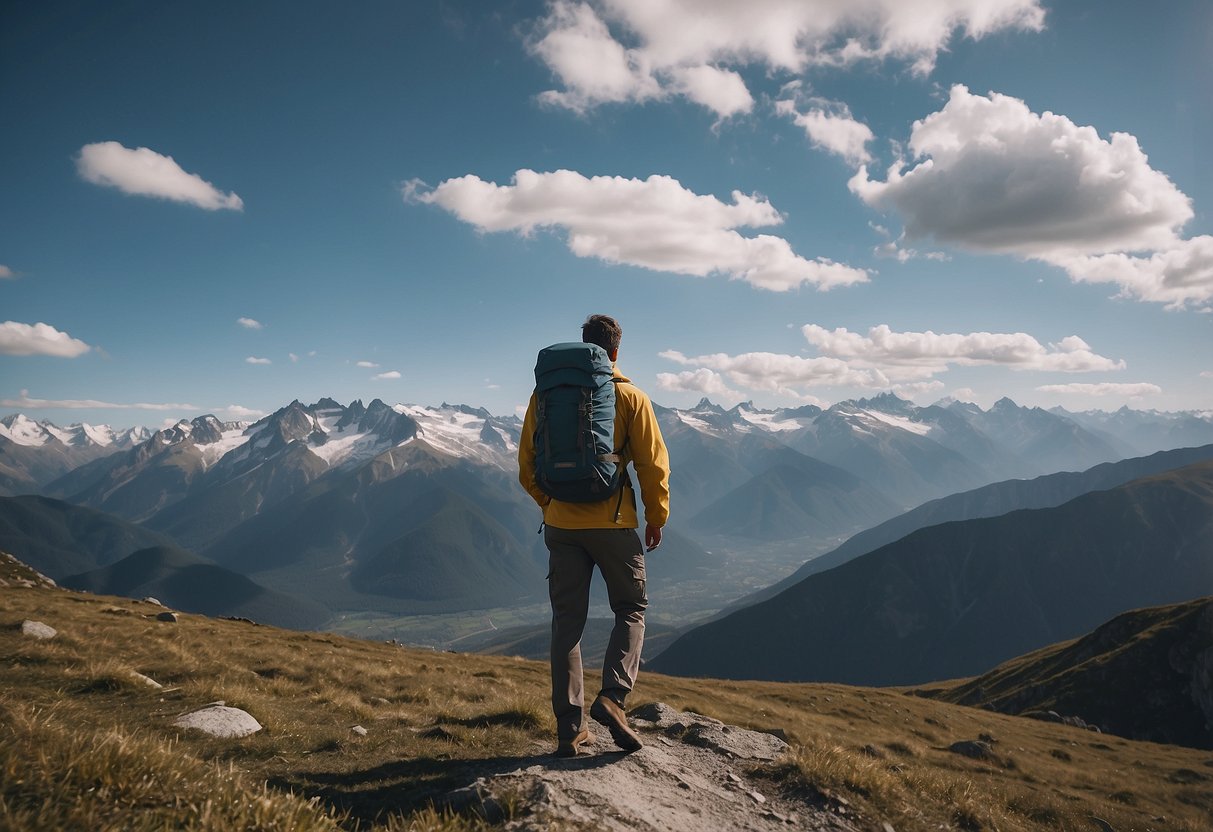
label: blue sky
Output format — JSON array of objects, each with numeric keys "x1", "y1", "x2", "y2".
[{"x1": 2, "y1": 0, "x2": 1210, "y2": 427}]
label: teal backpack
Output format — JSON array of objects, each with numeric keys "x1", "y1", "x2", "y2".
[{"x1": 532, "y1": 342, "x2": 625, "y2": 503}]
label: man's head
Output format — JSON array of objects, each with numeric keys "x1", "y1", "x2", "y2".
[{"x1": 582, "y1": 314, "x2": 622, "y2": 361}]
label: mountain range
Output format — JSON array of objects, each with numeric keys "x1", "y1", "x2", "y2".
[
  {"x1": 4, "y1": 393, "x2": 1212, "y2": 622},
  {"x1": 650, "y1": 460, "x2": 1213, "y2": 686}
]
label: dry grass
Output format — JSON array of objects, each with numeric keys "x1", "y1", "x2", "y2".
[{"x1": 3, "y1": 582, "x2": 1212, "y2": 831}]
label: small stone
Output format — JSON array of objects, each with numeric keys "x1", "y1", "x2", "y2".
[
  {"x1": 726, "y1": 772, "x2": 742, "y2": 783},
  {"x1": 156, "y1": 611, "x2": 178, "y2": 623},
  {"x1": 369, "y1": 696, "x2": 391, "y2": 706},
  {"x1": 20, "y1": 620, "x2": 56, "y2": 640},
  {"x1": 130, "y1": 671, "x2": 163, "y2": 689},
  {"x1": 660, "y1": 736, "x2": 675, "y2": 746},
  {"x1": 351, "y1": 725, "x2": 368, "y2": 736},
  {"x1": 142, "y1": 597, "x2": 164, "y2": 606},
  {"x1": 747, "y1": 790, "x2": 766, "y2": 805},
  {"x1": 883, "y1": 824, "x2": 896, "y2": 832},
  {"x1": 677, "y1": 780, "x2": 691, "y2": 790}
]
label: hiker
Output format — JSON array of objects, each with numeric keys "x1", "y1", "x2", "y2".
[{"x1": 518, "y1": 314, "x2": 671, "y2": 757}]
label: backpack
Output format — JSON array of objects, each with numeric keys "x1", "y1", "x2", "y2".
[{"x1": 532, "y1": 342, "x2": 625, "y2": 503}]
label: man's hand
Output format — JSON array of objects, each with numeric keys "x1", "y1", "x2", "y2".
[{"x1": 644, "y1": 524, "x2": 662, "y2": 552}]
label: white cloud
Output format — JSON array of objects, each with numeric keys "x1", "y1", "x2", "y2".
[
  {"x1": 289, "y1": 353, "x2": 300, "y2": 363},
  {"x1": 373, "y1": 370, "x2": 402, "y2": 380},
  {"x1": 850, "y1": 86, "x2": 1210, "y2": 307},
  {"x1": 849, "y1": 86, "x2": 1192, "y2": 258},
  {"x1": 237, "y1": 317, "x2": 263, "y2": 330},
  {"x1": 891, "y1": 380, "x2": 946, "y2": 397},
  {"x1": 661, "y1": 323, "x2": 1124, "y2": 399},
  {"x1": 669, "y1": 64, "x2": 753, "y2": 119},
  {"x1": 1200, "y1": 371, "x2": 1213, "y2": 379},
  {"x1": 76, "y1": 141, "x2": 243, "y2": 211},
  {"x1": 660, "y1": 349, "x2": 879, "y2": 395},
  {"x1": 531, "y1": 1, "x2": 1044, "y2": 115},
  {"x1": 775, "y1": 98, "x2": 873, "y2": 164},
  {"x1": 1, "y1": 389, "x2": 197, "y2": 411},
  {"x1": 655, "y1": 368, "x2": 739, "y2": 397},
  {"x1": 245, "y1": 356, "x2": 272, "y2": 365},
  {"x1": 0, "y1": 265, "x2": 14, "y2": 279},
  {"x1": 411, "y1": 169, "x2": 867, "y2": 291},
  {"x1": 220, "y1": 404, "x2": 267, "y2": 418},
  {"x1": 802, "y1": 324, "x2": 1125, "y2": 374},
  {"x1": 1053, "y1": 235, "x2": 1213, "y2": 309},
  {"x1": 1036, "y1": 382, "x2": 1161, "y2": 397},
  {"x1": 950, "y1": 387, "x2": 978, "y2": 402},
  {"x1": 531, "y1": 1, "x2": 662, "y2": 112},
  {"x1": 0, "y1": 321, "x2": 92, "y2": 357},
  {"x1": 356, "y1": 360, "x2": 380, "y2": 368}
]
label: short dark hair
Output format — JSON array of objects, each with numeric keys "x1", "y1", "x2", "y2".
[{"x1": 582, "y1": 314, "x2": 622, "y2": 355}]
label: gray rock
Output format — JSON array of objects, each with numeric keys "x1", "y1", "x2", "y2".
[
  {"x1": 156, "y1": 611, "x2": 178, "y2": 623},
  {"x1": 351, "y1": 725, "x2": 368, "y2": 736},
  {"x1": 142, "y1": 597, "x2": 164, "y2": 606},
  {"x1": 948, "y1": 740, "x2": 995, "y2": 760},
  {"x1": 173, "y1": 705, "x2": 262, "y2": 738},
  {"x1": 20, "y1": 620, "x2": 57, "y2": 640},
  {"x1": 631, "y1": 702, "x2": 789, "y2": 761}
]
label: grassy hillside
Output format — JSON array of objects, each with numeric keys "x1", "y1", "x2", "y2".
[
  {"x1": 3, "y1": 565, "x2": 1211, "y2": 831},
  {"x1": 914, "y1": 597, "x2": 1213, "y2": 750}
]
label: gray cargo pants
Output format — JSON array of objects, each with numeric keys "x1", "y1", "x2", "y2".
[{"x1": 545, "y1": 525, "x2": 647, "y2": 740}]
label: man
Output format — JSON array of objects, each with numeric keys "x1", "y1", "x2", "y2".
[{"x1": 518, "y1": 314, "x2": 671, "y2": 757}]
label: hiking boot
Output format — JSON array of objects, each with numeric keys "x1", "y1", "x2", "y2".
[
  {"x1": 554, "y1": 727, "x2": 594, "y2": 758},
  {"x1": 589, "y1": 695, "x2": 643, "y2": 751}
]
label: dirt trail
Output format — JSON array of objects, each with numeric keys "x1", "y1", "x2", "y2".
[{"x1": 447, "y1": 703, "x2": 862, "y2": 832}]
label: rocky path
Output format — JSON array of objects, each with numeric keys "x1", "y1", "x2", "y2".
[{"x1": 447, "y1": 703, "x2": 862, "y2": 832}]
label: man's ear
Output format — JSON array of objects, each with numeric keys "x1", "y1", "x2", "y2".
[{"x1": 608, "y1": 349, "x2": 619, "y2": 362}]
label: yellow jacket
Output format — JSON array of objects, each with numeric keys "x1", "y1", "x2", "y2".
[{"x1": 518, "y1": 366, "x2": 670, "y2": 529}]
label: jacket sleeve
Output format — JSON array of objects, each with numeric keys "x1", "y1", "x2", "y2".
[
  {"x1": 627, "y1": 390, "x2": 670, "y2": 527},
  {"x1": 517, "y1": 392, "x2": 551, "y2": 509}
]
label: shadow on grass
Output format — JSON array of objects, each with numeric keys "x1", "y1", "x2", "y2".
[{"x1": 270, "y1": 748, "x2": 635, "y2": 826}]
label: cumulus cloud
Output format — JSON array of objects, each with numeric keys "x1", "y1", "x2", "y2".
[
  {"x1": 410, "y1": 169, "x2": 867, "y2": 291},
  {"x1": 661, "y1": 323, "x2": 1124, "y2": 398},
  {"x1": 0, "y1": 389, "x2": 197, "y2": 411},
  {"x1": 849, "y1": 86, "x2": 1192, "y2": 258},
  {"x1": 802, "y1": 324, "x2": 1125, "y2": 374},
  {"x1": 850, "y1": 86, "x2": 1209, "y2": 307},
  {"x1": 775, "y1": 98, "x2": 873, "y2": 164},
  {"x1": 373, "y1": 370, "x2": 402, "y2": 380},
  {"x1": 245, "y1": 356, "x2": 272, "y2": 365},
  {"x1": 77, "y1": 141, "x2": 243, "y2": 211},
  {"x1": 237, "y1": 317, "x2": 263, "y2": 330},
  {"x1": 950, "y1": 387, "x2": 978, "y2": 402},
  {"x1": 1053, "y1": 235, "x2": 1213, "y2": 309},
  {"x1": 0, "y1": 321, "x2": 92, "y2": 357},
  {"x1": 0, "y1": 265, "x2": 14, "y2": 279},
  {"x1": 1036, "y1": 382, "x2": 1161, "y2": 397},
  {"x1": 289, "y1": 353, "x2": 300, "y2": 363},
  {"x1": 531, "y1": 1, "x2": 1044, "y2": 116},
  {"x1": 669, "y1": 64, "x2": 753, "y2": 119},
  {"x1": 655, "y1": 368, "x2": 739, "y2": 398},
  {"x1": 660, "y1": 349, "x2": 878, "y2": 395},
  {"x1": 356, "y1": 360, "x2": 380, "y2": 368}
]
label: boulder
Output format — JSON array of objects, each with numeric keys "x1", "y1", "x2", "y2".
[
  {"x1": 172, "y1": 705, "x2": 262, "y2": 738},
  {"x1": 20, "y1": 620, "x2": 57, "y2": 640},
  {"x1": 156, "y1": 612, "x2": 178, "y2": 623}
]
